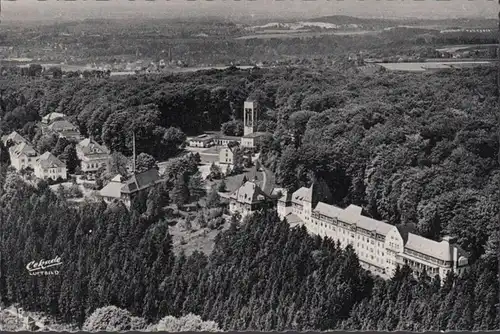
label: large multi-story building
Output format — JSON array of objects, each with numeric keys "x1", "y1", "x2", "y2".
[
  {"x1": 76, "y1": 138, "x2": 111, "y2": 175},
  {"x1": 277, "y1": 183, "x2": 469, "y2": 281}
]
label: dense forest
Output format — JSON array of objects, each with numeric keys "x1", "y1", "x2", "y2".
[
  {"x1": 0, "y1": 65, "x2": 498, "y2": 330},
  {"x1": 0, "y1": 170, "x2": 498, "y2": 331},
  {"x1": 0, "y1": 66, "x2": 498, "y2": 260}
]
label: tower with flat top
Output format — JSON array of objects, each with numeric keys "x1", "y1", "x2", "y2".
[{"x1": 243, "y1": 100, "x2": 257, "y2": 136}]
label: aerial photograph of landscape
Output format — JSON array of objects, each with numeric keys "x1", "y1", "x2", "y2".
[{"x1": 0, "y1": 0, "x2": 498, "y2": 332}]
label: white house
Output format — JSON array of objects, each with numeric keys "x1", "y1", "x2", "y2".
[
  {"x1": 1, "y1": 131, "x2": 29, "y2": 147},
  {"x1": 219, "y1": 147, "x2": 234, "y2": 164},
  {"x1": 228, "y1": 181, "x2": 274, "y2": 218},
  {"x1": 41, "y1": 112, "x2": 67, "y2": 125},
  {"x1": 45, "y1": 120, "x2": 81, "y2": 140},
  {"x1": 8, "y1": 142, "x2": 38, "y2": 171},
  {"x1": 34, "y1": 152, "x2": 67, "y2": 180},
  {"x1": 188, "y1": 134, "x2": 213, "y2": 148},
  {"x1": 76, "y1": 138, "x2": 111, "y2": 175},
  {"x1": 99, "y1": 175, "x2": 124, "y2": 204}
]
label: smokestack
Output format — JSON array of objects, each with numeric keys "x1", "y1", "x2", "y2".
[{"x1": 132, "y1": 131, "x2": 136, "y2": 175}]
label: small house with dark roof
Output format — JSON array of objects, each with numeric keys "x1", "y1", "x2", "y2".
[{"x1": 119, "y1": 169, "x2": 160, "y2": 207}]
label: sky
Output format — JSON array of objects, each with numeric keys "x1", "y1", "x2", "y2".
[{"x1": 2, "y1": 0, "x2": 497, "y2": 23}]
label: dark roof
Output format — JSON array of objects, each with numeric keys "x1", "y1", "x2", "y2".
[{"x1": 120, "y1": 169, "x2": 160, "y2": 194}]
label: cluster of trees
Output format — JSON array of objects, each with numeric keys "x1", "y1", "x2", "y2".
[
  {"x1": 257, "y1": 67, "x2": 499, "y2": 263},
  {"x1": 0, "y1": 169, "x2": 498, "y2": 331},
  {"x1": 82, "y1": 306, "x2": 220, "y2": 332}
]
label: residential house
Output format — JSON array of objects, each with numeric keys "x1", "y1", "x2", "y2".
[
  {"x1": 219, "y1": 147, "x2": 234, "y2": 164},
  {"x1": 76, "y1": 138, "x2": 111, "y2": 175},
  {"x1": 228, "y1": 181, "x2": 274, "y2": 218},
  {"x1": 9, "y1": 142, "x2": 38, "y2": 171},
  {"x1": 41, "y1": 112, "x2": 67, "y2": 124},
  {"x1": 45, "y1": 120, "x2": 81, "y2": 140},
  {"x1": 120, "y1": 169, "x2": 160, "y2": 207},
  {"x1": 1, "y1": 131, "x2": 29, "y2": 147},
  {"x1": 99, "y1": 175, "x2": 124, "y2": 204},
  {"x1": 34, "y1": 152, "x2": 67, "y2": 180}
]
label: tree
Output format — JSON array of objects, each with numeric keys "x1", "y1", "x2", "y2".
[
  {"x1": 136, "y1": 153, "x2": 157, "y2": 174},
  {"x1": 83, "y1": 306, "x2": 146, "y2": 331},
  {"x1": 218, "y1": 179, "x2": 227, "y2": 192},
  {"x1": 206, "y1": 184, "x2": 221, "y2": 208},
  {"x1": 221, "y1": 120, "x2": 244, "y2": 136},
  {"x1": 188, "y1": 172, "x2": 206, "y2": 201},
  {"x1": 149, "y1": 314, "x2": 220, "y2": 331},
  {"x1": 59, "y1": 144, "x2": 79, "y2": 174},
  {"x1": 170, "y1": 174, "x2": 189, "y2": 206},
  {"x1": 109, "y1": 152, "x2": 129, "y2": 177},
  {"x1": 241, "y1": 174, "x2": 248, "y2": 185},
  {"x1": 209, "y1": 162, "x2": 223, "y2": 180},
  {"x1": 162, "y1": 127, "x2": 187, "y2": 159}
]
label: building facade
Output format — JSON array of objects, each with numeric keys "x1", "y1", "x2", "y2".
[
  {"x1": 277, "y1": 183, "x2": 469, "y2": 281},
  {"x1": 9, "y1": 142, "x2": 38, "y2": 171},
  {"x1": 76, "y1": 138, "x2": 111, "y2": 175},
  {"x1": 188, "y1": 134, "x2": 214, "y2": 148},
  {"x1": 228, "y1": 181, "x2": 274, "y2": 218},
  {"x1": 34, "y1": 152, "x2": 67, "y2": 180},
  {"x1": 119, "y1": 169, "x2": 160, "y2": 207},
  {"x1": 219, "y1": 147, "x2": 234, "y2": 164},
  {"x1": 45, "y1": 120, "x2": 81, "y2": 140}
]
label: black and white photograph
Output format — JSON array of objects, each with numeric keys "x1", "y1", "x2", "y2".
[{"x1": 0, "y1": 0, "x2": 498, "y2": 332}]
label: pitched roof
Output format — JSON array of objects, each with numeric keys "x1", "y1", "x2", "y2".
[
  {"x1": 48, "y1": 120, "x2": 78, "y2": 131},
  {"x1": 120, "y1": 169, "x2": 160, "y2": 194},
  {"x1": 42, "y1": 112, "x2": 67, "y2": 124},
  {"x1": 405, "y1": 233, "x2": 456, "y2": 262},
  {"x1": 36, "y1": 152, "x2": 66, "y2": 169},
  {"x1": 291, "y1": 186, "x2": 313, "y2": 204},
  {"x1": 77, "y1": 138, "x2": 110, "y2": 155},
  {"x1": 313, "y1": 202, "x2": 393, "y2": 236},
  {"x1": 229, "y1": 181, "x2": 270, "y2": 204},
  {"x1": 2, "y1": 131, "x2": 29, "y2": 146},
  {"x1": 99, "y1": 177, "x2": 124, "y2": 199},
  {"x1": 9, "y1": 142, "x2": 37, "y2": 157}
]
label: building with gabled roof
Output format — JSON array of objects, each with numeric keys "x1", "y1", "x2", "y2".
[
  {"x1": 45, "y1": 120, "x2": 81, "y2": 140},
  {"x1": 76, "y1": 138, "x2": 111, "y2": 175},
  {"x1": 41, "y1": 112, "x2": 67, "y2": 125},
  {"x1": 1, "y1": 131, "x2": 29, "y2": 147},
  {"x1": 228, "y1": 181, "x2": 275, "y2": 218},
  {"x1": 277, "y1": 183, "x2": 469, "y2": 282},
  {"x1": 119, "y1": 169, "x2": 160, "y2": 207},
  {"x1": 34, "y1": 152, "x2": 67, "y2": 180},
  {"x1": 99, "y1": 175, "x2": 124, "y2": 204},
  {"x1": 8, "y1": 142, "x2": 38, "y2": 171}
]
